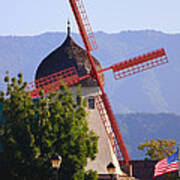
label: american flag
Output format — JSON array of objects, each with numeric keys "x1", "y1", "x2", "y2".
[{"x1": 154, "y1": 151, "x2": 179, "y2": 178}]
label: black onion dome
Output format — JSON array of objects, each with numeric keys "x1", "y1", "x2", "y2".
[{"x1": 35, "y1": 31, "x2": 104, "y2": 87}]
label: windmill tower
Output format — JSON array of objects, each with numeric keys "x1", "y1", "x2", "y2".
[
  {"x1": 26, "y1": 0, "x2": 168, "y2": 179},
  {"x1": 34, "y1": 23, "x2": 126, "y2": 178}
]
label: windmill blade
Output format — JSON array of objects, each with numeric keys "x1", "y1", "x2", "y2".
[
  {"x1": 100, "y1": 93, "x2": 130, "y2": 164},
  {"x1": 69, "y1": 0, "x2": 131, "y2": 164},
  {"x1": 69, "y1": 0, "x2": 98, "y2": 51},
  {"x1": 26, "y1": 67, "x2": 80, "y2": 98},
  {"x1": 95, "y1": 95, "x2": 128, "y2": 162},
  {"x1": 112, "y1": 48, "x2": 168, "y2": 80}
]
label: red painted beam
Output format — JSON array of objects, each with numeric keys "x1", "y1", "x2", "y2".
[
  {"x1": 101, "y1": 93, "x2": 130, "y2": 165},
  {"x1": 112, "y1": 48, "x2": 167, "y2": 72},
  {"x1": 69, "y1": 0, "x2": 130, "y2": 164},
  {"x1": 69, "y1": 0, "x2": 97, "y2": 51},
  {"x1": 112, "y1": 48, "x2": 168, "y2": 80}
]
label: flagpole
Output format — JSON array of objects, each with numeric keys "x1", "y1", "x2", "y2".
[
  {"x1": 177, "y1": 146, "x2": 180, "y2": 179},
  {"x1": 178, "y1": 148, "x2": 180, "y2": 179}
]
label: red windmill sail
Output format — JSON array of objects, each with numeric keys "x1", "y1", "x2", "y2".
[
  {"x1": 68, "y1": 1, "x2": 130, "y2": 164},
  {"x1": 69, "y1": 0, "x2": 97, "y2": 51}
]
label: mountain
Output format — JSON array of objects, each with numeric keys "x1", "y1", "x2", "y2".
[
  {"x1": 0, "y1": 30, "x2": 179, "y2": 114},
  {"x1": 115, "y1": 113, "x2": 180, "y2": 159}
]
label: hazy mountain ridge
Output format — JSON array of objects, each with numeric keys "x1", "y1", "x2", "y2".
[
  {"x1": 0, "y1": 30, "x2": 179, "y2": 114},
  {"x1": 0, "y1": 31, "x2": 179, "y2": 159},
  {"x1": 115, "y1": 113, "x2": 180, "y2": 159}
]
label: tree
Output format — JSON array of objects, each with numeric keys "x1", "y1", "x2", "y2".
[
  {"x1": 0, "y1": 72, "x2": 98, "y2": 180},
  {"x1": 138, "y1": 138, "x2": 176, "y2": 160}
]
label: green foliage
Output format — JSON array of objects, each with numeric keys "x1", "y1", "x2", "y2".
[
  {"x1": 138, "y1": 138, "x2": 176, "y2": 160},
  {"x1": 85, "y1": 170, "x2": 98, "y2": 180},
  {"x1": 0, "y1": 73, "x2": 98, "y2": 180}
]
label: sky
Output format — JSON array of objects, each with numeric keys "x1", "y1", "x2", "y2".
[{"x1": 0, "y1": 0, "x2": 180, "y2": 36}]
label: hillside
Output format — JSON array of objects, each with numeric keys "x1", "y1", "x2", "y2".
[
  {"x1": 116, "y1": 113, "x2": 180, "y2": 159},
  {"x1": 0, "y1": 30, "x2": 179, "y2": 114}
]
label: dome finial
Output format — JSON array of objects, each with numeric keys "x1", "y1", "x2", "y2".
[{"x1": 67, "y1": 19, "x2": 71, "y2": 36}]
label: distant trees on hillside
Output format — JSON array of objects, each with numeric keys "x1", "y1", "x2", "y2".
[{"x1": 138, "y1": 138, "x2": 176, "y2": 160}]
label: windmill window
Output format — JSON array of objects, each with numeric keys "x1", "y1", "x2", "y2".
[{"x1": 88, "y1": 97, "x2": 95, "y2": 109}]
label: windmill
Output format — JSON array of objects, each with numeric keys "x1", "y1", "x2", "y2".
[{"x1": 26, "y1": 0, "x2": 168, "y2": 171}]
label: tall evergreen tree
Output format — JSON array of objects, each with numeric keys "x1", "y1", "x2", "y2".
[{"x1": 0, "y1": 72, "x2": 98, "y2": 180}]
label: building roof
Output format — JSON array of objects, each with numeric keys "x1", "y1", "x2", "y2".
[{"x1": 35, "y1": 24, "x2": 104, "y2": 87}]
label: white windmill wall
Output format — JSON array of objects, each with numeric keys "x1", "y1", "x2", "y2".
[{"x1": 71, "y1": 86, "x2": 124, "y2": 176}]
